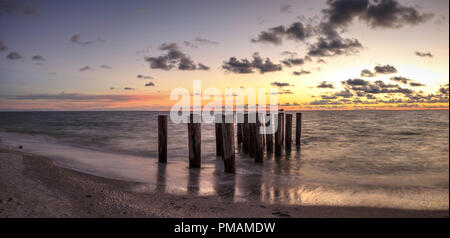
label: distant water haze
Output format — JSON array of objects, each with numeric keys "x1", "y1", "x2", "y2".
[{"x1": 0, "y1": 110, "x2": 448, "y2": 210}]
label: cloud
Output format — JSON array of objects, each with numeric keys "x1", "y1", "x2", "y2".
[
  {"x1": 360, "y1": 69, "x2": 375, "y2": 77},
  {"x1": 222, "y1": 52, "x2": 282, "y2": 74},
  {"x1": 281, "y1": 57, "x2": 309, "y2": 67},
  {"x1": 137, "y1": 74, "x2": 153, "y2": 79},
  {"x1": 124, "y1": 87, "x2": 135, "y2": 90},
  {"x1": 280, "y1": 4, "x2": 292, "y2": 13},
  {"x1": 198, "y1": 63, "x2": 210, "y2": 70},
  {"x1": 317, "y1": 81, "x2": 335, "y2": 89},
  {"x1": 390, "y1": 76, "x2": 410, "y2": 84},
  {"x1": 145, "y1": 43, "x2": 209, "y2": 71},
  {"x1": 31, "y1": 55, "x2": 44, "y2": 61},
  {"x1": 374, "y1": 64, "x2": 397, "y2": 74},
  {"x1": 415, "y1": 51, "x2": 433, "y2": 58},
  {"x1": 145, "y1": 82, "x2": 155, "y2": 87},
  {"x1": 293, "y1": 69, "x2": 311, "y2": 76},
  {"x1": 195, "y1": 37, "x2": 219, "y2": 45},
  {"x1": 363, "y1": 0, "x2": 433, "y2": 28},
  {"x1": 409, "y1": 82, "x2": 425, "y2": 87},
  {"x1": 251, "y1": 21, "x2": 313, "y2": 45},
  {"x1": 70, "y1": 34, "x2": 105, "y2": 46},
  {"x1": 0, "y1": 40, "x2": 7, "y2": 51},
  {"x1": 6, "y1": 51, "x2": 21, "y2": 60},
  {"x1": 307, "y1": 37, "x2": 363, "y2": 57},
  {"x1": 250, "y1": 26, "x2": 285, "y2": 45},
  {"x1": 100, "y1": 65, "x2": 112, "y2": 69},
  {"x1": 322, "y1": 0, "x2": 433, "y2": 29},
  {"x1": 270, "y1": 82, "x2": 292, "y2": 87},
  {"x1": 79, "y1": 66, "x2": 92, "y2": 72},
  {"x1": 316, "y1": 59, "x2": 327, "y2": 64},
  {"x1": 0, "y1": 0, "x2": 39, "y2": 16}
]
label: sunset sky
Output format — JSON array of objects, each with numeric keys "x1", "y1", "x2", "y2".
[{"x1": 0, "y1": 0, "x2": 448, "y2": 110}]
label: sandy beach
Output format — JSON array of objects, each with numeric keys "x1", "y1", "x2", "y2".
[{"x1": 0, "y1": 145, "x2": 447, "y2": 218}]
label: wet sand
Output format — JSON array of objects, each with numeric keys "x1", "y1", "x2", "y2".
[{"x1": 0, "y1": 146, "x2": 448, "y2": 218}]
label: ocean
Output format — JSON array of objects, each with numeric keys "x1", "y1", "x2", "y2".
[{"x1": 0, "y1": 110, "x2": 448, "y2": 210}]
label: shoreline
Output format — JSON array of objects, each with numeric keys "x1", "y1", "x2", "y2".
[{"x1": 0, "y1": 146, "x2": 448, "y2": 218}]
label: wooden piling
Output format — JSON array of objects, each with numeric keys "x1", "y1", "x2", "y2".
[
  {"x1": 188, "y1": 113, "x2": 201, "y2": 168},
  {"x1": 221, "y1": 115, "x2": 235, "y2": 173},
  {"x1": 158, "y1": 115, "x2": 168, "y2": 163},
  {"x1": 275, "y1": 113, "x2": 283, "y2": 156},
  {"x1": 254, "y1": 113, "x2": 264, "y2": 163},
  {"x1": 280, "y1": 112, "x2": 285, "y2": 146},
  {"x1": 243, "y1": 114, "x2": 249, "y2": 153},
  {"x1": 215, "y1": 114, "x2": 223, "y2": 156},
  {"x1": 237, "y1": 122, "x2": 243, "y2": 146},
  {"x1": 295, "y1": 112, "x2": 302, "y2": 146},
  {"x1": 285, "y1": 114, "x2": 292, "y2": 152},
  {"x1": 265, "y1": 113, "x2": 273, "y2": 153}
]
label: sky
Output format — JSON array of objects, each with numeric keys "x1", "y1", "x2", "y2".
[{"x1": 0, "y1": 0, "x2": 448, "y2": 110}]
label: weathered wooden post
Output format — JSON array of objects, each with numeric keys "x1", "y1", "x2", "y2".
[
  {"x1": 275, "y1": 113, "x2": 283, "y2": 157},
  {"x1": 158, "y1": 115, "x2": 168, "y2": 163},
  {"x1": 296, "y1": 112, "x2": 302, "y2": 146},
  {"x1": 280, "y1": 112, "x2": 285, "y2": 146},
  {"x1": 237, "y1": 122, "x2": 243, "y2": 146},
  {"x1": 285, "y1": 114, "x2": 292, "y2": 152},
  {"x1": 188, "y1": 113, "x2": 201, "y2": 168},
  {"x1": 214, "y1": 113, "x2": 223, "y2": 156},
  {"x1": 254, "y1": 113, "x2": 264, "y2": 163},
  {"x1": 248, "y1": 113, "x2": 256, "y2": 158},
  {"x1": 265, "y1": 113, "x2": 273, "y2": 153},
  {"x1": 243, "y1": 113, "x2": 249, "y2": 153},
  {"x1": 221, "y1": 114, "x2": 235, "y2": 173}
]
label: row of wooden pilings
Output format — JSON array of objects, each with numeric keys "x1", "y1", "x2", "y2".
[{"x1": 157, "y1": 112, "x2": 302, "y2": 174}]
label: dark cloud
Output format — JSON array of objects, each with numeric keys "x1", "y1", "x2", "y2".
[
  {"x1": 0, "y1": 0, "x2": 39, "y2": 16},
  {"x1": 31, "y1": 55, "x2": 44, "y2": 61},
  {"x1": 223, "y1": 53, "x2": 282, "y2": 74},
  {"x1": 293, "y1": 69, "x2": 311, "y2": 76},
  {"x1": 316, "y1": 59, "x2": 327, "y2": 64},
  {"x1": 250, "y1": 25, "x2": 285, "y2": 45},
  {"x1": 79, "y1": 66, "x2": 92, "y2": 72},
  {"x1": 342, "y1": 78, "x2": 413, "y2": 95},
  {"x1": 70, "y1": 34, "x2": 105, "y2": 46},
  {"x1": 281, "y1": 57, "x2": 307, "y2": 67},
  {"x1": 124, "y1": 87, "x2": 135, "y2": 90},
  {"x1": 280, "y1": 4, "x2": 292, "y2": 13},
  {"x1": 360, "y1": 69, "x2": 375, "y2": 77},
  {"x1": 251, "y1": 22, "x2": 312, "y2": 45},
  {"x1": 390, "y1": 76, "x2": 410, "y2": 84},
  {"x1": 439, "y1": 84, "x2": 449, "y2": 96},
  {"x1": 363, "y1": 0, "x2": 433, "y2": 28},
  {"x1": 374, "y1": 64, "x2": 397, "y2": 74},
  {"x1": 6, "y1": 51, "x2": 21, "y2": 60},
  {"x1": 137, "y1": 75, "x2": 153, "y2": 79},
  {"x1": 222, "y1": 57, "x2": 254, "y2": 74},
  {"x1": 317, "y1": 81, "x2": 335, "y2": 89},
  {"x1": 322, "y1": 0, "x2": 369, "y2": 27},
  {"x1": 198, "y1": 63, "x2": 210, "y2": 70},
  {"x1": 100, "y1": 65, "x2": 112, "y2": 69},
  {"x1": 145, "y1": 82, "x2": 155, "y2": 87},
  {"x1": 409, "y1": 82, "x2": 425, "y2": 87},
  {"x1": 270, "y1": 82, "x2": 292, "y2": 87},
  {"x1": 415, "y1": 51, "x2": 433, "y2": 58},
  {"x1": 307, "y1": 37, "x2": 363, "y2": 57},
  {"x1": 145, "y1": 43, "x2": 209, "y2": 71},
  {"x1": 0, "y1": 40, "x2": 7, "y2": 51}
]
